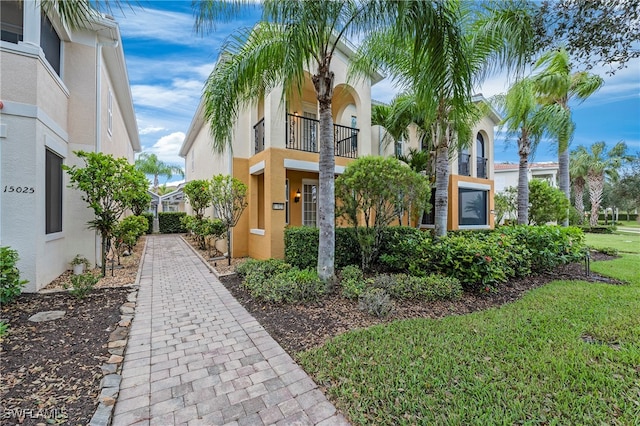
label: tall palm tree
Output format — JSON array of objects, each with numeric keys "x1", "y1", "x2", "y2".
[
  {"x1": 495, "y1": 77, "x2": 560, "y2": 225},
  {"x1": 39, "y1": 0, "x2": 129, "y2": 29},
  {"x1": 572, "y1": 141, "x2": 630, "y2": 227},
  {"x1": 533, "y1": 48, "x2": 604, "y2": 226},
  {"x1": 352, "y1": 0, "x2": 536, "y2": 237},
  {"x1": 194, "y1": 0, "x2": 391, "y2": 282},
  {"x1": 134, "y1": 153, "x2": 184, "y2": 193}
]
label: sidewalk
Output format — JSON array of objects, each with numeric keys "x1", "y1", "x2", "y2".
[{"x1": 112, "y1": 235, "x2": 347, "y2": 425}]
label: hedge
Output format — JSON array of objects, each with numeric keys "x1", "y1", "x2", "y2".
[
  {"x1": 284, "y1": 227, "x2": 359, "y2": 269},
  {"x1": 598, "y1": 213, "x2": 638, "y2": 221},
  {"x1": 158, "y1": 212, "x2": 187, "y2": 234},
  {"x1": 141, "y1": 212, "x2": 154, "y2": 234}
]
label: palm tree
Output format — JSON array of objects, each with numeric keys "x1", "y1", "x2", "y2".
[
  {"x1": 571, "y1": 141, "x2": 630, "y2": 227},
  {"x1": 40, "y1": 0, "x2": 129, "y2": 29},
  {"x1": 495, "y1": 77, "x2": 557, "y2": 225},
  {"x1": 569, "y1": 149, "x2": 589, "y2": 223},
  {"x1": 352, "y1": 1, "x2": 536, "y2": 237},
  {"x1": 533, "y1": 48, "x2": 604, "y2": 226},
  {"x1": 194, "y1": 0, "x2": 391, "y2": 282},
  {"x1": 134, "y1": 153, "x2": 184, "y2": 193}
]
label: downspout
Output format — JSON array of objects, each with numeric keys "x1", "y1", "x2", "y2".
[
  {"x1": 94, "y1": 39, "x2": 119, "y2": 267},
  {"x1": 227, "y1": 147, "x2": 233, "y2": 259}
]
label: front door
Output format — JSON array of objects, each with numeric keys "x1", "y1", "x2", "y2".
[{"x1": 302, "y1": 181, "x2": 318, "y2": 227}]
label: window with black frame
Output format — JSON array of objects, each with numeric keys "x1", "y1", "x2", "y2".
[
  {"x1": 458, "y1": 188, "x2": 488, "y2": 226},
  {"x1": 46, "y1": 148, "x2": 63, "y2": 234}
]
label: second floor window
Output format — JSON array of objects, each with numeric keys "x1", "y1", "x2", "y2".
[
  {"x1": 476, "y1": 133, "x2": 487, "y2": 179},
  {"x1": 1, "y1": 1, "x2": 23, "y2": 43},
  {"x1": 40, "y1": 13, "x2": 61, "y2": 76}
]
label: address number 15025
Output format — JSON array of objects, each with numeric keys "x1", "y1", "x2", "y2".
[{"x1": 3, "y1": 186, "x2": 35, "y2": 193}]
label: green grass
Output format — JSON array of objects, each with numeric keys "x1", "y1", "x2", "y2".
[
  {"x1": 299, "y1": 254, "x2": 640, "y2": 425},
  {"x1": 613, "y1": 220, "x2": 640, "y2": 229},
  {"x1": 585, "y1": 232, "x2": 640, "y2": 254}
]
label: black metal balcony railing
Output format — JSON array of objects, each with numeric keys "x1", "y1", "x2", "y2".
[
  {"x1": 254, "y1": 118, "x2": 265, "y2": 154},
  {"x1": 477, "y1": 156, "x2": 488, "y2": 179},
  {"x1": 458, "y1": 153, "x2": 470, "y2": 176},
  {"x1": 285, "y1": 113, "x2": 358, "y2": 158}
]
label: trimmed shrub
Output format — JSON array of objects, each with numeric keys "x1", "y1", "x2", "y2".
[
  {"x1": 371, "y1": 273, "x2": 462, "y2": 301},
  {"x1": 284, "y1": 226, "x2": 360, "y2": 269},
  {"x1": 358, "y1": 288, "x2": 394, "y2": 318},
  {"x1": 141, "y1": 212, "x2": 154, "y2": 234},
  {"x1": 158, "y1": 212, "x2": 187, "y2": 233},
  {"x1": 1, "y1": 246, "x2": 28, "y2": 304},
  {"x1": 579, "y1": 225, "x2": 616, "y2": 234},
  {"x1": 114, "y1": 215, "x2": 148, "y2": 253},
  {"x1": 65, "y1": 272, "x2": 99, "y2": 298},
  {"x1": 378, "y1": 227, "x2": 432, "y2": 273},
  {"x1": 258, "y1": 268, "x2": 327, "y2": 303},
  {"x1": 595, "y1": 247, "x2": 619, "y2": 256},
  {"x1": 340, "y1": 265, "x2": 369, "y2": 299},
  {"x1": 240, "y1": 259, "x2": 291, "y2": 295}
]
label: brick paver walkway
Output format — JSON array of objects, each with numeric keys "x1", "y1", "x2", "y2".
[{"x1": 112, "y1": 235, "x2": 347, "y2": 426}]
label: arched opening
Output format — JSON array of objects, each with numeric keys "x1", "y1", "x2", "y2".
[{"x1": 476, "y1": 132, "x2": 487, "y2": 178}]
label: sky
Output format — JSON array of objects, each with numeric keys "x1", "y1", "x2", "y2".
[{"x1": 112, "y1": 1, "x2": 640, "y2": 185}]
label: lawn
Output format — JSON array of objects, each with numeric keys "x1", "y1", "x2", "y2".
[
  {"x1": 585, "y1": 232, "x2": 640, "y2": 254},
  {"x1": 299, "y1": 254, "x2": 640, "y2": 425}
]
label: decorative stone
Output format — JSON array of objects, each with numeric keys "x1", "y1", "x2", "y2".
[
  {"x1": 100, "y1": 387, "x2": 119, "y2": 398},
  {"x1": 118, "y1": 319, "x2": 131, "y2": 327},
  {"x1": 108, "y1": 348, "x2": 125, "y2": 356},
  {"x1": 100, "y1": 374, "x2": 121, "y2": 389},
  {"x1": 107, "y1": 355, "x2": 124, "y2": 364},
  {"x1": 109, "y1": 327, "x2": 128, "y2": 341},
  {"x1": 100, "y1": 396, "x2": 116, "y2": 406},
  {"x1": 100, "y1": 363, "x2": 117, "y2": 375},
  {"x1": 120, "y1": 306, "x2": 135, "y2": 315},
  {"x1": 122, "y1": 302, "x2": 135, "y2": 308},
  {"x1": 28, "y1": 311, "x2": 65, "y2": 322},
  {"x1": 127, "y1": 292, "x2": 137, "y2": 302},
  {"x1": 107, "y1": 339, "x2": 127, "y2": 349}
]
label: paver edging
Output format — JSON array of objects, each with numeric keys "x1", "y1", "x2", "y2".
[
  {"x1": 179, "y1": 235, "x2": 237, "y2": 279},
  {"x1": 88, "y1": 237, "x2": 148, "y2": 426}
]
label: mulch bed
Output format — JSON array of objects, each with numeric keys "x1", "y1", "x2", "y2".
[
  {"x1": 0, "y1": 237, "x2": 145, "y2": 426},
  {"x1": 219, "y1": 252, "x2": 621, "y2": 356}
]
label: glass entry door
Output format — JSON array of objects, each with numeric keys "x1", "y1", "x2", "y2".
[{"x1": 302, "y1": 182, "x2": 318, "y2": 227}]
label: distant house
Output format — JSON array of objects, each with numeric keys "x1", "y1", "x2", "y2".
[
  {"x1": 0, "y1": 1, "x2": 139, "y2": 291},
  {"x1": 494, "y1": 162, "x2": 559, "y2": 193},
  {"x1": 180, "y1": 34, "x2": 499, "y2": 260}
]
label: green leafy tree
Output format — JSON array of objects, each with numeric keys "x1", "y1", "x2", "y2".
[
  {"x1": 352, "y1": 1, "x2": 537, "y2": 237},
  {"x1": 571, "y1": 141, "x2": 630, "y2": 226},
  {"x1": 495, "y1": 187, "x2": 518, "y2": 225},
  {"x1": 134, "y1": 152, "x2": 184, "y2": 193},
  {"x1": 209, "y1": 175, "x2": 248, "y2": 266},
  {"x1": 129, "y1": 190, "x2": 152, "y2": 216},
  {"x1": 113, "y1": 215, "x2": 148, "y2": 264},
  {"x1": 569, "y1": 146, "x2": 590, "y2": 223},
  {"x1": 536, "y1": 0, "x2": 640, "y2": 72},
  {"x1": 528, "y1": 179, "x2": 570, "y2": 225},
  {"x1": 336, "y1": 156, "x2": 429, "y2": 270},
  {"x1": 184, "y1": 180, "x2": 212, "y2": 220},
  {"x1": 64, "y1": 151, "x2": 149, "y2": 276},
  {"x1": 612, "y1": 154, "x2": 640, "y2": 216},
  {"x1": 533, "y1": 47, "x2": 604, "y2": 226},
  {"x1": 1, "y1": 246, "x2": 28, "y2": 304}
]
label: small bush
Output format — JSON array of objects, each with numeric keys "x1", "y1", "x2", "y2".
[
  {"x1": 284, "y1": 227, "x2": 360, "y2": 269},
  {"x1": 260, "y1": 268, "x2": 326, "y2": 303},
  {"x1": 158, "y1": 212, "x2": 187, "y2": 234},
  {"x1": 595, "y1": 247, "x2": 619, "y2": 256},
  {"x1": 141, "y1": 212, "x2": 154, "y2": 234},
  {"x1": 114, "y1": 215, "x2": 148, "y2": 253},
  {"x1": 358, "y1": 288, "x2": 394, "y2": 318},
  {"x1": 340, "y1": 265, "x2": 369, "y2": 299},
  {"x1": 65, "y1": 272, "x2": 99, "y2": 298},
  {"x1": 240, "y1": 258, "x2": 291, "y2": 295},
  {"x1": 370, "y1": 273, "x2": 462, "y2": 301},
  {"x1": 378, "y1": 228, "x2": 432, "y2": 273},
  {"x1": 0, "y1": 320, "x2": 8, "y2": 338},
  {"x1": 580, "y1": 225, "x2": 615, "y2": 234},
  {"x1": 1, "y1": 246, "x2": 28, "y2": 304}
]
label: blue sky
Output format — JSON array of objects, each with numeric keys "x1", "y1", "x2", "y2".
[{"x1": 113, "y1": 1, "x2": 640, "y2": 183}]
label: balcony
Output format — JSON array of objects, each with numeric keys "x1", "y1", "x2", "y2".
[
  {"x1": 458, "y1": 153, "x2": 470, "y2": 176},
  {"x1": 253, "y1": 114, "x2": 358, "y2": 158}
]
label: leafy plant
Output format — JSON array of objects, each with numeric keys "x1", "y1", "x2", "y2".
[
  {"x1": 340, "y1": 265, "x2": 370, "y2": 300},
  {"x1": 529, "y1": 178, "x2": 570, "y2": 225},
  {"x1": 158, "y1": 212, "x2": 187, "y2": 233},
  {"x1": 0, "y1": 320, "x2": 8, "y2": 339},
  {"x1": 183, "y1": 180, "x2": 212, "y2": 219},
  {"x1": 1, "y1": 246, "x2": 28, "y2": 304},
  {"x1": 260, "y1": 268, "x2": 327, "y2": 303},
  {"x1": 64, "y1": 272, "x2": 99, "y2": 299},
  {"x1": 595, "y1": 247, "x2": 619, "y2": 256},
  {"x1": 141, "y1": 212, "x2": 154, "y2": 234},
  {"x1": 240, "y1": 258, "x2": 291, "y2": 295},
  {"x1": 371, "y1": 273, "x2": 462, "y2": 301},
  {"x1": 284, "y1": 227, "x2": 360, "y2": 270},
  {"x1": 210, "y1": 174, "x2": 248, "y2": 266},
  {"x1": 358, "y1": 288, "x2": 394, "y2": 318},
  {"x1": 70, "y1": 254, "x2": 91, "y2": 268}
]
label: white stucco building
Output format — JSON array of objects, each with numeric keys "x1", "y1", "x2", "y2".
[
  {"x1": 494, "y1": 162, "x2": 559, "y2": 193},
  {"x1": 0, "y1": 1, "x2": 139, "y2": 291}
]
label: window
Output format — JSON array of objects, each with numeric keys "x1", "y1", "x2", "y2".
[
  {"x1": 458, "y1": 147, "x2": 470, "y2": 176},
  {"x1": 395, "y1": 137, "x2": 404, "y2": 158},
  {"x1": 40, "y1": 13, "x2": 61, "y2": 76},
  {"x1": 1, "y1": 1, "x2": 23, "y2": 43},
  {"x1": 257, "y1": 174, "x2": 265, "y2": 229},
  {"x1": 107, "y1": 88, "x2": 113, "y2": 136},
  {"x1": 303, "y1": 182, "x2": 318, "y2": 227},
  {"x1": 459, "y1": 188, "x2": 488, "y2": 226},
  {"x1": 421, "y1": 188, "x2": 436, "y2": 225},
  {"x1": 476, "y1": 133, "x2": 487, "y2": 179},
  {"x1": 285, "y1": 179, "x2": 290, "y2": 225},
  {"x1": 46, "y1": 149, "x2": 63, "y2": 234}
]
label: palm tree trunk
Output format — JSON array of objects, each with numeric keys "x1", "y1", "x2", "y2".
[
  {"x1": 588, "y1": 172, "x2": 604, "y2": 227},
  {"x1": 433, "y1": 127, "x2": 449, "y2": 238},
  {"x1": 573, "y1": 176, "x2": 585, "y2": 224},
  {"x1": 517, "y1": 131, "x2": 530, "y2": 225},
  {"x1": 313, "y1": 68, "x2": 335, "y2": 283},
  {"x1": 558, "y1": 148, "x2": 570, "y2": 226}
]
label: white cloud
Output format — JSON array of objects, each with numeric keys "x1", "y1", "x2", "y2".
[
  {"x1": 139, "y1": 125, "x2": 166, "y2": 135},
  {"x1": 147, "y1": 131, "x2": 186, "y2": 166},
  {"x1": 131, "y1": 78, "x2": 203, "y2": 113}
]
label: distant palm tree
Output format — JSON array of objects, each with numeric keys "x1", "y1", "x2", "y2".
[
  {"x1": 569, "y1": 149, "x2": 589, "y2": 223},
  {"x1": 134, "y1": 153, "x2": 184, "y2": 193},
  {"x1": 533, "y1": 48, "x2": 604, "y2": 226},
  {"x1": 572, "y1": 141, "x2": 630, "y2": 227}
]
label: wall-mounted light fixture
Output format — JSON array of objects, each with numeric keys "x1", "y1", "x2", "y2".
[{"x1": 294, "y1": 189, "x2": 301, "y2": 203}]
